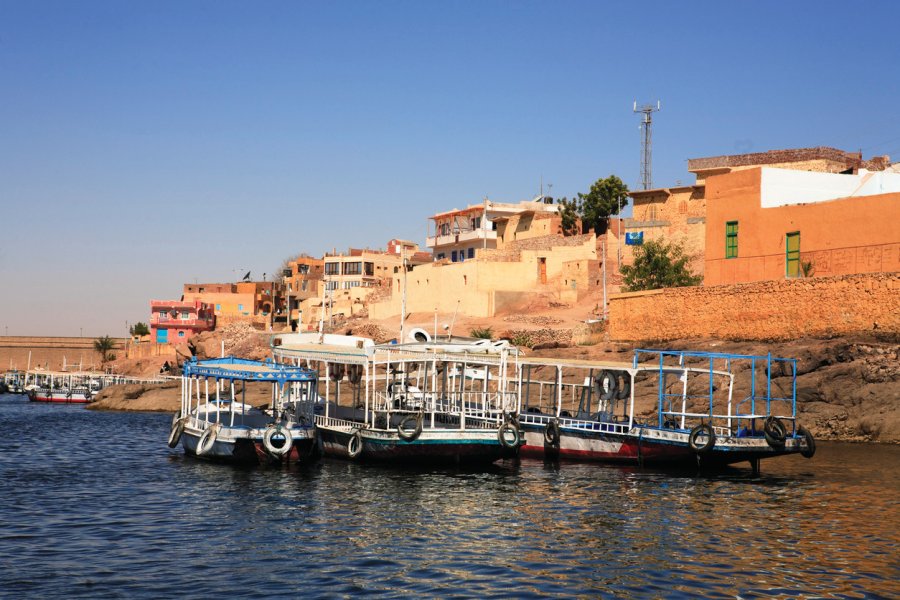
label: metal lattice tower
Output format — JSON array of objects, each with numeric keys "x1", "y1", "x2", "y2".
[{"x1": 633, "y1": 100, "x2": 661, "y2": 190}]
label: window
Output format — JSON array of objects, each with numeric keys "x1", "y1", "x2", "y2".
[
  {"x1": 178, "y1": 331, "x2": 185, "y2": 338},
  {"x1": 215, "y1": 304, "x2": 221, "y2": 311},
  {"x1": 436, "y1": 253, "x2": 445, "y2": 260},
  {"x1": 467, "y1": 248, "x2": 475, "y2": 259},
  {"x1": 344, "y1": 281, "x2": 360, "y2": 289},
  {"x1": 298, "y1": 264, "x2": 309, "y2": 274},
  {"x1": 440, "y1": 223, "x2": 450, "y2": 236},
  {"x1": 325, "y1": 281, "x2": 338, "y2": 291},
  {"x1": 364, "y1": 262, "x2": 374, "y2": 276},
  {"x1": 451, "y1": 250, "x2": 458, "y2": 262},
  {"x1": 324, "y1": 262, "x2": 340, "y2": 276},
  {"x1": 343, "y1": 262, "x2": 362, "y2": 275},
  {"x1": 786, "y1": 232, "x2": 801, "y2": 278},
  {"x1": 725, "y1": 221, "x2": 738, "y2": 259},
  {"x1": 649, "y1": 205, "x2": 657, "y2": 221},
  {"x1": 180, "y1": 310, "x2": 190, "y2": 320},
  {"x1": 238, "y1": 304, "x2": 244, "y2": 311},
  {"x1": 471, "y1": 216, "x2": 481, "y2": 230}
]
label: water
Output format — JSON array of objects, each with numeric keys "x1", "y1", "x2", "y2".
[{"x1": 0, "y1": 393, "x2": 897, "y2": 599}]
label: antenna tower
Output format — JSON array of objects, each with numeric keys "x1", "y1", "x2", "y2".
[{"x1": 633, "y1": 100, "x2": 661, "y2": 190}]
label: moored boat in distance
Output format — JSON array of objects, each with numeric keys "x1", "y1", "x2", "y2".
[
  {"x1": 272, "y1": 333, "x2": 521, "y2": 465},
  {"x1": 24, "y1": 371, "x2": 104, "y2": 403},
  {"x1": 170, "y1": 356, "x2": 320, "y2": 465},
  {"x1": 515, "y1": 349, "x2": 815, "y2": 471}
]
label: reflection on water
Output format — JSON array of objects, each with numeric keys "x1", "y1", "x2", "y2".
[{"x1": 0, "y1": 393, "x2": 897, "y2": 598}]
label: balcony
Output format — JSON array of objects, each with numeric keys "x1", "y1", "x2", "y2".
[
  {"x1": 151, "y1": 315, "x2": 216, "y2": 330},
  {"x1": 426, "y1": 228, "x2": 497, "y2": 249}
]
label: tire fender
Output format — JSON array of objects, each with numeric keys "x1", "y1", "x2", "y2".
[
  {"x1": 688, "y1": 424, "x2": 716, "y2": 454},
  {"x1": 263, "y1": 424, "x2": 294, "y2": 457}
]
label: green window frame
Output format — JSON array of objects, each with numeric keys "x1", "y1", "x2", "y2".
[
  {"x1": 785, "y1": 231, "x2": 800, "y2": 278},
  {"x1": 725, "y1": 221, "x2": 738, "y2": 259}
]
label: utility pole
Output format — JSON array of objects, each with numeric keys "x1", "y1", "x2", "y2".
[
  {"x1": 399, "y1": 248, "x2": 408, "y2": 344},
  {"x1": 633, "y1": 100, "x2": 661, "y2": 190}
]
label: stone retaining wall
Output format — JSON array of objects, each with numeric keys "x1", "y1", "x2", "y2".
[{"x1": 608, "y1": 272, "x2": 900, "y2": 342}]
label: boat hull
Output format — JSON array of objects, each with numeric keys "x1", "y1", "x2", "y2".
[
  {"x1": 181, "y1": 427, "x2": 319, "y2": 465},
  {"x1": 27, "y1": 389, "x2": 93, "y2": 404},
  {"x1": 319, "y1": 426, "x2": 516, "y2": 464},
  {"x1": 519, "y1": 422, "x2": 809, "y2": 468}
]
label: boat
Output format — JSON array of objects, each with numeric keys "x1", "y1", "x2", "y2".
[
  {"x1": 271, "y1": 333, "x2": 521, "y2": 464},
  {"x1": 169, "y1": 356, "x2": 321, "y2": 465},
  {"x1": 24, "y1": 371, "x2": 103, "y2": 403},
  {"x1": 514, "y1": 348, "x2": 816, "y2": 471}
]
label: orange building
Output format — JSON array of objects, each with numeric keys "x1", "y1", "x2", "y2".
[
  {"x1": 149, "y1": 300, "x2": 215, "y2": 344},
  {"x1": 182, "y1": 281, "x2": 282, "y2": 329},
  {"x1": 704, "y1": 167, "x2": 900, "y2": 285}
]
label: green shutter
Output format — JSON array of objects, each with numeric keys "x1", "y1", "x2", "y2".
[
  {"x1": 786, "y1": 232, "x2": 800, "y2": 277},
  {"x1": 725, "y1": 221, "x2": 738, "y2": 259}
]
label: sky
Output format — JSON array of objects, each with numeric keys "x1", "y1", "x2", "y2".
[{"x1": 1, "y1": 0, "x2": 898, "y2": 337}]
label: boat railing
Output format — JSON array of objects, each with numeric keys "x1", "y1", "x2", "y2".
[
  {"x1": 518, "y1": 410, "x2": 632, "y2": 435},
  {"x1": 315, "y1": 415, "x2": 359, "y2": 432}
]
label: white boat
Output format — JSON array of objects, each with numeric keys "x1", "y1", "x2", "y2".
[
  {"x1": 169, "y1": 356, "x2": 321, "y2": 465},
  {"x1": 271, "y1": 333, "x2": 521, "y2": 465},
  {"x1": 24, "y1": 371, "x2": 103, "y2": 403},
  {"x1": 513, "y1": 349, "x2": 816, "y2": 471}
]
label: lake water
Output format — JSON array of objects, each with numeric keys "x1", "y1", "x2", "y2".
[{"x1": 0, "y1": 393, "x2": 897, "y2": 598}]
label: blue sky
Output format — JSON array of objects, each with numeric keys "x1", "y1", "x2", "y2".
[{"x1": 1, "y1": 1, "x2": 898, "y2": 336}]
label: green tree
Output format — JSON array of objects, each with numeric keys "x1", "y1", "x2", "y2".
[
  {"x1": 578, "y1": 175, "x2": 629, "y2": 234},
  {"x1": 620, "y1": 239, "x2": 702, "y2": 292},
  {"x1": 556, "y1": 197, "x2": 580, "y2": 236},
  {"x1": 93, "y1": 335, "x2": 116, "y2": 364},
  {"x1": 129, "y1": 322, "x2": 150, "y2": 337}
]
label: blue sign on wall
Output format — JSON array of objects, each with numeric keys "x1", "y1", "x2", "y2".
[{"x1": 625, "y1": 232, "x2": 644, "y2": 245}]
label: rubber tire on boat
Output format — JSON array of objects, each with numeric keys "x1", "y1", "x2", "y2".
[
  {"x1": 544, "y1": 419, "x2": 561, "y2": 446},
  {"x1": 397, "y1": 414, "x2": 423, "y2": 442},
  {"x1": 498, "y1": 421, "x2": 521, "y2": 449},
  {"x1": 263, "y1": 424, "x2": 294, "y2": 457},
  {"x1": 596, "y1": 370, "x2": 618, "y2": 401},
  {"x1": 347, "y1": 430, "x2": 363, "y2": 459},
  {"x1": 798, "y1": 425, "x2": 816, "y2": 459},
  {"x1": 196, "y1": 425, "x2": 219, "y2": 456},
  {"x1": 167, "y1": 414, "x2": 186, "y2": 448},
  {"x1": 764, "y1": 416, "x2": 787, "y2": 448},
  {"x1": 688, "y1": 424, "x2": 716, "y2": 454},
  {"x1": 616, "y1": 371, "x2": 631, "y2": 400}
]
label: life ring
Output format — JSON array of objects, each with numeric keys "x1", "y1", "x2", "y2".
[
  {"x1": 347, "y1": 364, "x2": 363, "y2": 384},
  {"x1": 616, "y1": 371, "x2": 631, "y2": 400},
  {"x1": 498, "y1": 421, "x2": 520, "y2": 449},
  {"x1": 347, "y1": 430, "x2": 363, "y2": 459},
  {"x1": 688, "y1": 424, "x2": 716, "y2": 454},
  {"x1": 263, "y1": 424, "x2": 294, "y2": 457},
  {"x1": 397, "y1": 414, "x2": 423, "y2": 442},
  {"x1": 595, "y1": 370, "x2": 618, "y2": 401},
  {"x1": 196, "y1": 424, "x2": 219, "y2": 456},
  {"x1": 798, "y1": 425, "x2": 816, "y2": 459},
  {"x1": 544, "y1": 419, "x2": 561, "y2": 446},
  {"x1": 328, "y1": 363, "x2": 345, "y2": 381},
  {"x1": 167, "y1": 414, "x2": 185, "y2": 448},
  {"x1": 764, "y1": 416, "x2": 786, "y2": 448}
]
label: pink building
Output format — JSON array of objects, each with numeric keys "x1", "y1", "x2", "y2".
[{"x1": 150, "y1": 300, "x2": 216, "y2": 344}]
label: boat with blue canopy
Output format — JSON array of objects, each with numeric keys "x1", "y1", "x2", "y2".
[{"x1": 168, "y1": 356, "x2": 321, "y2": 465}]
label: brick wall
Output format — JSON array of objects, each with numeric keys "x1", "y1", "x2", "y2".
[{"x1": 608, "y1": 272, "x2": 900, "y2": 341}]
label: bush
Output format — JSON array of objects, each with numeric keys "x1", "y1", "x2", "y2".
[
  {"x1": 620, "y1": 239, "x2": 702, "y2": 292},
  {"x1": 470, "y1": 327, "x2": 493, "y2": 339},
  {"x1": 510, "y1": 333, "x2": 533, "y2": 348}
]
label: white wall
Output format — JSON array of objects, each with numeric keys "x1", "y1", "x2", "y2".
[{"x1": 761, "y1": 167, "x2": 900, "y2": 208}]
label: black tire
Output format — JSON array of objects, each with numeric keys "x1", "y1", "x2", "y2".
[
  {"x1": 347, "y1": 364, "x2": 363, "y2": 384},
  {"x1": 498, "y1": 421, "x2": 520, "y2": 449},
  {"x1": 764, "y1": 416, "x2": 786, "y2": 448},
  {"x1": 688, "y1": 424, "x2": 716, "y2": 454},
  {"x1": 347, "y1": 430, "x2": 363, "y2": 458},
  {"x1": 596, "y1": 370, "x2": 618, "y2": 401},
  {"x1": 397, "y1": 414, "x2": 423, "y2": 442},
  {"x1": 167, "y1": 414, "x2": 185, "y2": 448},
  {"x1": 544, "y1": 419, "x2": 561, "y2": 446},
  {"x1": 616, "y1": 371, "x2": 631, "y2": 400},
  {"x1": 328, "y1": 363, "x2": 345, "y2": 381},
  {"x1": 798, "y1": 425, "x2": 816, "y2": 459}
]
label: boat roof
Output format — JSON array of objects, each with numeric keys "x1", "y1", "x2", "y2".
[{"x1": 185, "y1": 356, "x2": 318, "y2": 382}]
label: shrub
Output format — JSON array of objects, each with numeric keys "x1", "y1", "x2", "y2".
[{"x1": 470, "y1": 327, "x2": 493, "y2": 339}]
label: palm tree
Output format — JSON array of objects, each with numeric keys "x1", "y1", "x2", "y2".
[{"x1": 93, "y1": 335, "x2": 116, "y2": 364}]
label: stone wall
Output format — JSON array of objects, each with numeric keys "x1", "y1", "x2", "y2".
[
  {"x1": 608, "y1": 272, "x2": 900, "y2": 342},
  {"x1": 0, "y1": 336, "x2": 128, "y2": 371}
]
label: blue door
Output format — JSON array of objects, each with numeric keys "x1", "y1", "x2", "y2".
[{"x1": 156, "y1": 329, "x2": 168, "y2": 344}]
